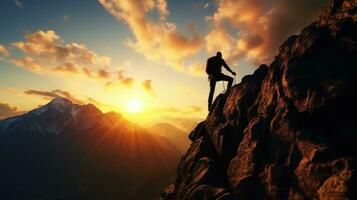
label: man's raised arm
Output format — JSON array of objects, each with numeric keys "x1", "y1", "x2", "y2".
[{"x1": 222, "y1": 59, "x2": 236, "y2": 75}]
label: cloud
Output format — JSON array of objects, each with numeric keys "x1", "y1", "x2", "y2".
[
  {"x1": 117, "y1": 60, "x2": 132, "y2": 71},
  {"x1": 106, "y1": 77, "x2": 135, "y2": 89},
  {"x1": 14, "y1": 0, "x2": 23, "y2": 8},
  {"x1": 24, "y1": 89, "x2": 84, "y2": 104},
  {"x1": 149, "y1": 106, "x2": 180, "y2": 113},
  {"x1": 97, "y1": 69, "x2": 110, "y2": 79},
  {"x1": 86, "y1": 97, "x2": 110, "y2": 108},
  {"x1": 121, "y1": 77, "x2": 135, "y2": 87},
  {"x1": 53, "y1": 62, "x2": 78, "y2": 73},
  {"x1": 24, "y1": 89, "x2": 113, "y2": 110},
  {"x1": 104, "y1": 70, "x2": 136, "y2": 89},
  {"x1": 142, "y1": 79, "x2": 154, "y2": 95},
  {"x1": 1, "y1": 88, "x2": 18, "y2": 95},
  {"x1": 98, "y1": 0, "x2": 202, "y2": 71},
  {"x1": 184, "y1": 105, "x2": 202, "y2": 114},
  {"x1": 10, "y1": 57, "x2": 43, "y2": 72},
  {"x1": 187, "y1": 63, "x2": 205, "y2": 77},
  {"x1": 156, "y1": 0, "x2": 169, "y2": 19},
  {"x1": 148, "y1": 104, "x2": 203, "y2": 115},
  {"x1": 204, "y1": 26, "x2": 244, "y2": 62},
  {"x1": 80, "y1": 68, "x2": 91, "y2": 78},
  {"x1": 0, "y1": 45, "x2": 10, "y2": 57},
  {"x1": 13, "y1": 30, "x2": 110, "y2": 68},
  {"x1": 11, "y1": 30, "x2": 111, "y2": 77},
  {"x1": 11, "y1": 57, "x2": 79, "y2": 75},
  {"x1": 0, "y1": 102, "x2": 25, "y2": 119},
  {"x1": 207, "y1": 0, "x2": 329, "y2": 64},
  {"x1": 117, "y1": 70, "x2": 135, "y2": 87},
  {"x1": 203, "y1": 3, "x2": 210, "y2": 9},
  {"x1": 10, "y1": 30, "x2": 154, "y2": 89}
]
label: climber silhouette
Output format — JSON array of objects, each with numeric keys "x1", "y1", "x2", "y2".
[{"x1": 206, "y1": 52, "x2": 236, "y2": 111}]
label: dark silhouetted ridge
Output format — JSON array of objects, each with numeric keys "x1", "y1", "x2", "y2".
[{"x1": 160, "y1": 0, "x2": 357, "y2": 199}]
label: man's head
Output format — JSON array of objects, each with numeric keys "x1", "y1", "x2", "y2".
[{"x1": 216, "y1": 51, "x2": 222, "y2": 58}]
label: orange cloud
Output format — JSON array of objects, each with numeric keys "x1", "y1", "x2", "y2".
[
  {"x1": 13, "y1": 30, "x2": 110, "y2": 67},
  {"x1": 82, "y1": 67, "x2": 93, "y2": 77},
  {"x1": 207, "y1": 0, "x2": 329, "y2": 64},
  {"x1": 148, "y1": 104, "x2": 203, "y2": 115},
  {"x1": 149, "y1": 106, "x2": 180, "y2": 113},
  {"x1": 105, "y1": 77, "x2": 135, "y2": 89},
  {"x1": 187, "y1": 63, "x2": 205, "y2": 78},
  {"x1": 53, "y1": 62, "x2": 78, "y2": 73},
  {"x1": 184, "y1": 105, "x2": 202, "y2": 114},
  {"x1": 142, "y1": 79, "x2": 154, "y2": 95},
  {"x1": 11, "y1": 30, "x2": 111, "y2": 77},
  {"x1": 205, "y1": 26, "x2": 235, "y2": 57},
  {"x1": 10, "y1": 30, "x2": 155, "y2": 90},
  {"x1": 0, "y1": 44, "x2": 10, "y2": 57},
  {"x1": 98, "y1": 0, "x2": 201, "y2": 72},
  {"x1": 23, "y1": 89, "x2": 111, "y2": 110},
  {"x1": 97, "y1": 69, "x2": 110, "y2": 79},
  {"x1": 0, "y1": 102, "x2": 25, "y2": 119},
  {"x1": 121, "y1": 77, "x2": 135, "y2": 88},
  {"x1": 10, "y1": 57, "x2": 43, "y2": 72},
  {"x1": 107, "y1": 70, "x2": 136, "y2": 88},
  {"x1": 156, "y1": 0, "x2": 169, "y2": 19},
  {"x1": 24, "y1": 89, "x2": 84, "y2": 104}
]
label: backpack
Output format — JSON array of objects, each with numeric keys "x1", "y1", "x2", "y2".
[{"x1": 206, "y1": 56, "x2": 217, "y2": 75}]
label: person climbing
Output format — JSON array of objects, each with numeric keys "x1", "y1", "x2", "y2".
[{"x1": 206, "y1": 51, "x2": 236, "y2": 111}]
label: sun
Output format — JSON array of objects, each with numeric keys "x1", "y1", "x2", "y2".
[{"x1": 126, "y1": 99, "x2": 143, "y2": 113}]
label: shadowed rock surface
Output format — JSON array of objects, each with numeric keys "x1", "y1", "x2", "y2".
[{"x1": 160, "y1": 0, "x2": 357, "y2": 199}]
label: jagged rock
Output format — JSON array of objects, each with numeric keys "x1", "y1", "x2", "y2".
[
  {"x1": 159, "y1": 136, "x2": 228, "y2": 199},
  {"x1": 189, "y1": 121, "x2": 206, "y2": 141},
  {"x1": 161, "y1": 0, "x2": 357, "y2": 199}
]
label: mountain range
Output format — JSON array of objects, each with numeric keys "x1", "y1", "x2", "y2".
[
  {"x1": 0, "y1": 98, "x2": 181, "y2": 200},
  {"x1": 147, "y1": 122, "x2": 191, "y2": 152}
]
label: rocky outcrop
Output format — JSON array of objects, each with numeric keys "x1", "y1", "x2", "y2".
[{"x1": 161, "y1": 0, "x2": 357, "y2": 199}]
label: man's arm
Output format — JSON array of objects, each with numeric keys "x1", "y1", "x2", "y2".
[{"x1": 222, "y1": 59, "x2": 236, "y2": 75}]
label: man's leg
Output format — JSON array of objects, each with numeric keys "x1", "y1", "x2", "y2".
[
  {"x1": 208, "y1": 79, "x2": 216, "y2": 110},
  {"x1": 217, "y1": 74, "x2": 233, "y2": 89}
]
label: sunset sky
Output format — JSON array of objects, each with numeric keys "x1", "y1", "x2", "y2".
[{"x1": 0, "y1": 0, "x2": 329, "y2": 123}]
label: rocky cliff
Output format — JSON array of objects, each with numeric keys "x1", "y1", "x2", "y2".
[{"x1": 161, "y1": 0, "x2": 357, "y2": 199}]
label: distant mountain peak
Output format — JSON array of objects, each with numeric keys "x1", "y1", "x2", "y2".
[
  {"x1": 0, "y1": 98, "x2": 130, "y2": 136},
  {"x1": 30, "y1": 97, "x2": 76, "y2": 116},
  {"x1": 50, "y1": 97, "x2": 73, "y2": 105}
]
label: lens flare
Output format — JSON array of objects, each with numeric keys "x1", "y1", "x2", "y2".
[{"x1": 126, "y1": 99, "x2": 143, "y2": 113}]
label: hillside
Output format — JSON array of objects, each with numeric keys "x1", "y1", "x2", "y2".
[
  {"x1": 160, "y1": 0, "x2": 357, "y2": 199},
  {"x1": 148, "y1": 122, "x2": 191, "y2": 152}
]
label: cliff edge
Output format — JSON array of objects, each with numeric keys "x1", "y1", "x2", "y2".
[{"x1": 161, "y1": 0, "x2": 357, "y2": 199}]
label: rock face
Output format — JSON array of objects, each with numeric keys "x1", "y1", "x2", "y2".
[{"x1": 161, "y1": 1, "x2": 357, "y2": 199}]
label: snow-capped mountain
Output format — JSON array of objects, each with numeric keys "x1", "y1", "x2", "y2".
[
  {"x1": 0, "y1": 98, "x2": 180, "y2": 200},
  {"x1": 0, "y1": 98, "x2": 124, "y2": 136}
]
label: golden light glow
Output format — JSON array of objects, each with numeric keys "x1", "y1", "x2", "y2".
[{"x1": 126, "y1": 99, "x2": 143, "y2": 113}]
